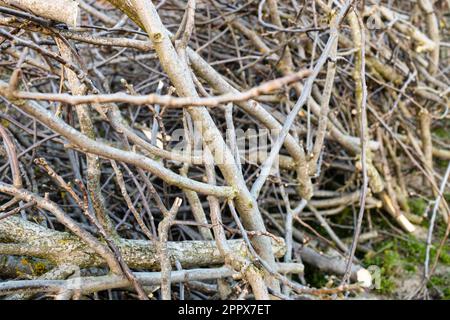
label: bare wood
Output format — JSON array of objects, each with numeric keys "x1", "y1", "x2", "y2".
[{"x1": 0, "y1": 0, "x2": 79, "y2": 26}]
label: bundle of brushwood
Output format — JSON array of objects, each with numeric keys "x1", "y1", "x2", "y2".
[{"x1": 0, "y1": 0, "x2": 449, "y2": 300}]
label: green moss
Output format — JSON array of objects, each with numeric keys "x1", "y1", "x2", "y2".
[
  {"x1": 403, "y1": 236, "x2": 427, "y2": 260},
  {"x1": 304, "y1": 265, "x2": 328, "y2": 289},
  {"x1": 378, "y1": 277, "x2": 397, "y2": 295},
  {"x1": 364, "y1": 249, "x2": 399, "y2": 294},
  {"x1": 408, "y1": 198, "x2": 427, "y2": 216},
  {"x1": 364, "y1": 248, "x2": 403, "y2": 295},
  {"x1": 364, "y1": 232, "x2": 450, "y2": 297},
  {"x1": 433, "y1": 127, "x2": 450, "y2": 141},
  {"x1": 428, "y1": 275, "x2": 450, "y2": 300},
  {"x1": 440, "y1": 251, "x2": 450, "y2": 265},
  {"x1": 393, "y1": 235, "x2": 450, "y2": 267}
]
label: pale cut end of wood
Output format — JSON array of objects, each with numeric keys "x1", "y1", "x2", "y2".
[
  {"x1": 0, "y1": 0, "x2": 80, "y2": 26},
  {"x1": 397, "y1": 214, "x2": 416, "y2": 233},
  {"x1": 356, "y1": 268, "x2": 372, "y2": 288}
]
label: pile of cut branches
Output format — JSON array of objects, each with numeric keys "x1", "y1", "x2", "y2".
[{"x1": 0, "y1": 0, "x2": 449, "y2": 300}]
